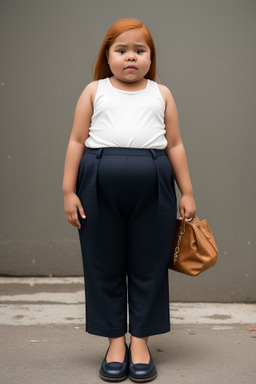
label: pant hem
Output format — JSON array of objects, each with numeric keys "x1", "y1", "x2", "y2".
[
  {"x1": 129, "y1": 322, "x2": 171, "y2": 337},
  {"x1": 86, "y1": 323, "x2": 127, "y2": 337}
]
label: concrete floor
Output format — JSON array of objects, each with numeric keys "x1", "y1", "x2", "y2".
[{"x1": 0, "y1": 277, "x2": 255, "y2": 384}]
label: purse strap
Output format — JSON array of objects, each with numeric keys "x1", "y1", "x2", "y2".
[{"x1": 173, "y1": 217, "x2": 186, "y2": 265}]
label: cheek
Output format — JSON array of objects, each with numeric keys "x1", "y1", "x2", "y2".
[
  {"x1": 110, "y1": 55, "x2": 122, "y2": 66},
  {"x1": 141, "y1": 56, "x2": 151, "y2": 66}
]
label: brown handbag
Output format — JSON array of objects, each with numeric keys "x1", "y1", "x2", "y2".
[{"x1": 168, "y1": 216, "x2": 218, "y2": 276}]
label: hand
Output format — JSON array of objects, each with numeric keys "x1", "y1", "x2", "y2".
[
  {"x1": 64, "y1": 192, "x2": 86, "y2": 229},
  {"x1": 179, "y1": 194, "x2": 196, "y2": 220}
]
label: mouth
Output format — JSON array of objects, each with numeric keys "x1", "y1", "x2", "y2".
[{"x1": 125, "y1": 66, "x2": 137, "y2": 71}]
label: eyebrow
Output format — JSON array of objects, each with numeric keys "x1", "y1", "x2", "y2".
[{"x1": 114, "y1": 43, "x2": 148, "y2": 49}]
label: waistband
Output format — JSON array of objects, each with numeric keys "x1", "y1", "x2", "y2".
[{"x1": 85, "y1": 147, "x2": 166, "y2": 159}]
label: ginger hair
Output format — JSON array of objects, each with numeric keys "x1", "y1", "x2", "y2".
[{"x1": 91, "y1": 18, "x2": 160, "y2": 82}]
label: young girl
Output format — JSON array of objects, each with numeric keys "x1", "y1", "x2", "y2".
[{"x1": 62, "y1": 18, "x2": 196, "y2": 383}]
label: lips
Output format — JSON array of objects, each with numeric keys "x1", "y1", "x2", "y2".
[{"x1": 125, "y1": 66, "x2": 137, "y2": 69}]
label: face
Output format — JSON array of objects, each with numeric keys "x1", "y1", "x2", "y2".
[{"x1": 106, "y1": 28, "x2": 151, "y2": 83}]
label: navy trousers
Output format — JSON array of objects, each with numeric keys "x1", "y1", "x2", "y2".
[{"x1": 76, "y1": 147, "x2": 177, "y2": 338}]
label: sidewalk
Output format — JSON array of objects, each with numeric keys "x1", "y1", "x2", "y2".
[{"x1": 0, "y1": 277, "x2": 255, "y2": 384}]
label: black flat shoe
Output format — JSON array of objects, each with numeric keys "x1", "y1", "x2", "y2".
[
  {"x1": 128, "y1": 343, "x2": 157, "y2": 383},
  {"x1": 99, "y1": 342, "x2": 129, "y2": 382}
]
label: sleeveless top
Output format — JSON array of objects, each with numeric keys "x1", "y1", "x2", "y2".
[{"x1": 84, "y1": 77, "x2": 168, "y2": 149}]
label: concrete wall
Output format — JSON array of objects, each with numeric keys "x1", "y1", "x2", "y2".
[{"x1": 1, "y1": 0, "x2": 255, "y2": 302}]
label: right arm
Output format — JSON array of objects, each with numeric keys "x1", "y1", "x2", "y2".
[{"x1": 62, "y1": 82, "x2": 95, "y2": 229}]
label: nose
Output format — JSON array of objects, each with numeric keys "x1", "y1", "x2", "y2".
[{"x1": 126, "y1": 54, "x2": 136, "y2": 62}]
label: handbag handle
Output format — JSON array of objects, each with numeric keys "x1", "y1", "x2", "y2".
[
  {"x1": 173, "y1": 216, "x2": 199, "y2": 265},
  {"x1": 173, "y1": 218, "x2": 186, "y2": 265}
]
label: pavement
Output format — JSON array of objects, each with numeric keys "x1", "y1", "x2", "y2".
[{"x1": 0, "y1": 277, "x2": 255, "y2": 384}]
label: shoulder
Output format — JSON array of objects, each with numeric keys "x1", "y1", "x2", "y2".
[
  {"x1": 156, "y1": 83, "x2": 176, "y2": 110},
  {"x1": 78, "y1": 80, "x2": 100, "y2": 109},
  {"x1": 85, "y1": 80, "x2": 100, "y2": 93},
  {"x1": 157, "y1": 84, "x2": 179, "y2": 126}
]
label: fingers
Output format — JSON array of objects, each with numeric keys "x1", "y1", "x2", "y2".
[
  {"x1": 66, "y1": 206, "x2": 86, "y2": 229},
  {"x1": 71, "y1": 210, "x2": 82, "y2": 229},
  {"x1": 180, "y1": 206, "x2": 191, "y2": 219},
  {"x1": 183, "y1": 212, "x2": 196, "y2": 220},
  {"x1": 66, "y1": 213, "x2": 79, "y2": 229},
  {"x1": 78, "y1": 203, "x2": 86, "y2": 219},
  {"x1": 179, "y1": 206, "x2": 196, "y2": 220},
  {"x1": 185, "y1": 212, "x2": 195, "y2": 220},
  {"x1": 179, "y1": 195, "x2": 197, "y2": 220},
  {"x1": 179, "y1": 207, "x2": 185, "y2": 219},
  {"x1": 64, "y1": 194, "x2": 87, "y2": 229}
]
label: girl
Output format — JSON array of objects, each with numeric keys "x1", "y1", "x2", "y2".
[{"x1": 62, "y1": 18, "x2": 196, "y2": 383}]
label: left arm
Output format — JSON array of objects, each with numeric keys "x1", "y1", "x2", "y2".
[{"x1": 161, "y1": 85, "x2": 196, "y2": 219}]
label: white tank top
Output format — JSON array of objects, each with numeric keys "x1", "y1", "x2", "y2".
[{"x1": 84, "y1": 77, "x2": 167, "y2": 149}]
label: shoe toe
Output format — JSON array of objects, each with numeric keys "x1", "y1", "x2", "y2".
[
  {"x1": 128, "y1": 345, "x2": 157, "y2": 382},
  {"x1": 99, "y1": 343, "x2": 129, "y2": 382}
]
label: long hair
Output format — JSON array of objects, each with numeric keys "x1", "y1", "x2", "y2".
[{"x1": 92, "y1": 18, "x2": 160, "y2": 82}]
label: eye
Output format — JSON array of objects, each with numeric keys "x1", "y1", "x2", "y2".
[{"x1": 117, "y1": 49, "x2": 144, "y2": 54}]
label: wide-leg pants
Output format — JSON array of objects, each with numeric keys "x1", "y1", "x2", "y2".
[{"x1": 76, "y1": 147, "x2": 177, "y2": 338}]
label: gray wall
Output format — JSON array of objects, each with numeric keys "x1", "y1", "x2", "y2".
[{"x1": 1, "y1": 0, "x2": 255, "y2": 302}]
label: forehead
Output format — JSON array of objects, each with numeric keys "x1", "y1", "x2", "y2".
[{"x1": 112, "y1": 29, "x2": 148, "y2": 46}]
